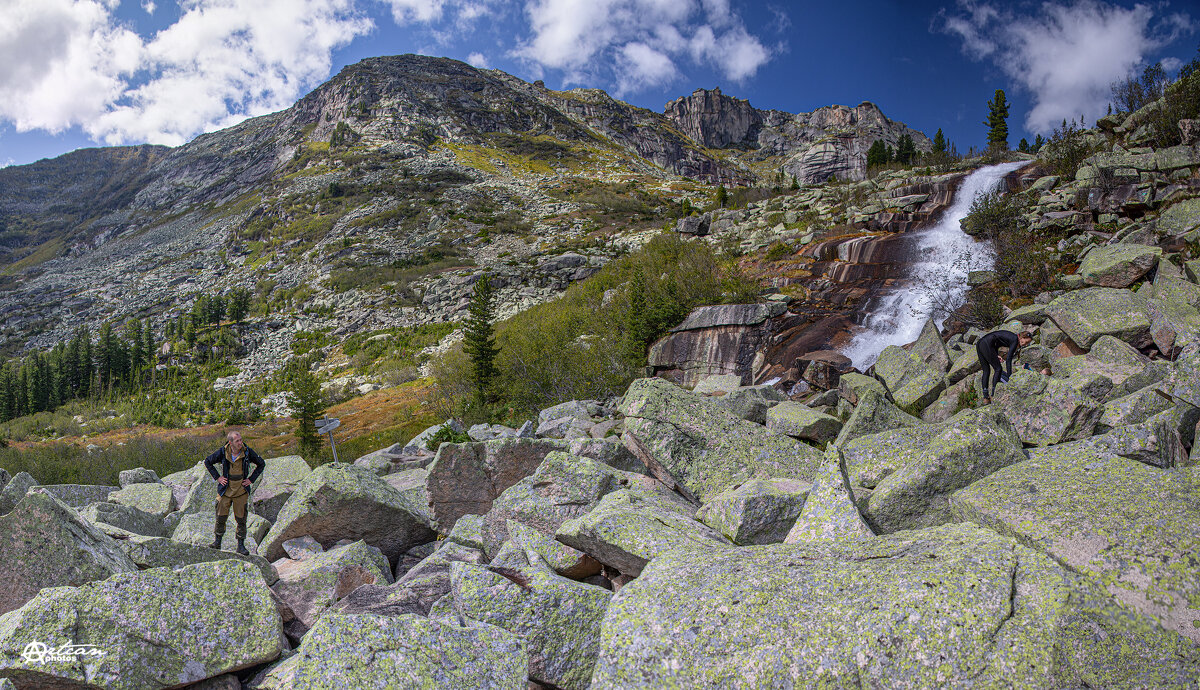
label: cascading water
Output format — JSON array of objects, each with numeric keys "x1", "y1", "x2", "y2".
[{"x1": 841, "y1": 161, "x2": 1027, "y2": 369}]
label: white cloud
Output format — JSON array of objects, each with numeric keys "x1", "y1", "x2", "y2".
[
  {"x1": 512, "y1": 0, "x2": 771, "y2": 94},
  {"x1": 380, "y1": 0, "x2": 445, "y2": 23},
  {"x1": 0, "y1": 0, "x2": 373, "y2": 146},
  {"x1": 467, "y1": 51, "x2": 489, "y2": 68},
  {"x1": 940, "y1": 0, "x2": 1195, "y2": 134},
  {"x1": 141, "y1": 0, "x2": 156, "y2": 14}
]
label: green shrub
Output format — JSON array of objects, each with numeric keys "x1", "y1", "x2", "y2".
[
  {"x1": 764, "y1": 242, "x2": 794, "y2": 262},
  {"x1": 425, "y1": 422, "x2": 470, "y2": 451},
  {"x1": 0, "y1": 434, "x2": 221, "y2": 486},
  {"x1": 1040, "y1": 118, "x2": 1090, "y2": 179}
]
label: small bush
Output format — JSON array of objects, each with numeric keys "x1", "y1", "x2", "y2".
[
  {"x1": 425, "y1": 422, "x2": 470, "y2": 451},
  {"x1": 1040, "y1": 118, "x2": 1091, "y2": 179},
  {"x1": 764, "y1": 242, "x2": 794, "y2": 262}
]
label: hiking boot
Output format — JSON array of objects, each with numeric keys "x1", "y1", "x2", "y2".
[
  {"x1": 236, "y1": 538, "x2": 250, "y2": 556},
  {"x1": 209, "y1": 534, "x2": 223, "y2": 550}
]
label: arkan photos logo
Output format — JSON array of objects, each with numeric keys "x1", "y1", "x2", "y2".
[{"x1": 20, "y1": 641, "x2": 108, "y2": 664}]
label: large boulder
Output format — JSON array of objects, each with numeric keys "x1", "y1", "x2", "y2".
[
  {"x1": 272, "y1": 540, "x2": 392, "y2": 631},
  {"x1": 1045, "y1": 287, "x2": 1150, "y2": 348},
  {"x1": 1100, "y1": 383, "x2": 1175, "y2": 429},
  {"x1": 1167, "y1": 342, "x2": 1200, "y2": 409},
  {"x1": 836, "y1": 372, "x2": 887, "y2": 404},
  {"x1": 1065, "y1": 408, "x2": 1192, "y2": 468},
  {"x1": 450, "y1": 550, "x2": 613, "y2": 690},
  {"x1": 589, "y1": 523, "x2": 1200, "y2": 688},
  {"x1": 695, "y1": 478, "x2": 811, "y2": 545},
  {"x1": 159, "y1": 461, "x2": 207, "y2": 510},
  {"x1": 80, "y1": 501, "x2": 166, "y2": 537},
  {"x1": 252, "y1": 614, "x2": 528, "y2": 689},
  {"x1": 172, "y1": 510, "x2": 272, "y2": 552},
  {"x1": 251, "y1": 455, "x2": 313, "y2": 522},
  {"x1": 0, "y1": 489, "x2": 137, "y2": 615},
  {"x1": 0, "y1": 471, "x2": 36, "y2": 514},
  {"x1": 0, "y1": 560, "x2": 283, "y2": 689},
  {"x1": 426, "y1": 438, "x2": 567, "y2": 531},
  {"x1": 1147, "y1": 297, "x2": 1200, "y2": 357},
  {"x1": 1078, "y1": 243, "x2": 1161, "y2": 287},
  {"x1": 619, "y1": 377, "x2": 822, "y2": 502},
  {"x1": 951, "y1": 449, "x2": 1200, "y2": 644},
  {"x1": 911, "y1": 318, "x2": 951, "y2": 372},
  {"x1": 33, "y1": 483, "x2": 118, "y2": 508},
  {"x1": 832, "y1": 389, "x2": 921, "y2": 446},
  {"x1": 712, "y1": 384, "x2": 786, "y2": 424},
  {"x1": 784, "y1": 448, "x2": 873, "y2": 544},
  {"x1": 556, "y1": 489, "x2": 731, "y2": 577},
  {"x1": 840, "y1": 408, "x2": 1027, "y2": 532},
  {"x1": 258, "y1": 463, "x2": 435, "y2": 565},
  {"x1": 116, "y1": 534, "x2": 277, "y2": 585},
  {"x1": 332, "y1": 542, "x2": 485, "y2": 618},
  {"x1": 993, "y1": 369, "x2": 1108, "y2": 446},
  {"x1": 118, "y1": 467, "x2": 160, "y2": 487},
  {"x1": 871, "y1": 345, "x2": 946, "y2": 411},
  {"x1": 108, "y1": 481, "x2": 176, "y2": 518},
  {"x1": 764, "y1": 402, "x2": 842, "y2": 443}
]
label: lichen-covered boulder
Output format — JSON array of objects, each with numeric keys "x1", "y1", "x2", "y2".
[
  {"x1": 836, "y1": 372, "x2": 887, "y2": 405},
  {"x1": 426, "y1": 438, "x2": 567, "y2": 531},
  {"x1": 118, "y1": 467, "x2": 160, "y2": 487},
  {"x1": 871, "y1": 345, "x2": 946, "y2": 411},
  {"x1": 252, "y1": 614, "x2": 528, "y2": 690},
  {"x1": 556, "y1": 489, "x2": 731, "y2": 577},
  {"x1": 34, "y1": 483, "x2": 118, "y2": 508},
  {"x1": 251, "y1": 455, "x2": 312, "y2": 523},
  {"x1": 272, "y1": 540, "x2": 392, "y2": 631},
  {"x1": 1147, "y1": 297, "x2": 1200, "y2": 357},
  {"x1": 993, "y1": 369, "x2": 1108, "y2": 446},
  {"x1": 712, "y1": 384, "x2": 786, "y2": 423},
  {"x1": 502, "y1": 520, "x2": 600, "y2": 579},
  {"x1": 0, "y1": 490, "x2": 137, "y2": 615},
  {"x1": 692, "y1": 374, "x2": 743, "y2": 394},
  {"x1": 381, "y1": 467, "x2": 433, "y2": 528},
  {"x1": 116, "y1": 534, "x2": 277, "y2": 584},
  {"x1": 1100, "y1": 383, "x2": 1175, "y2": 429},
  {"x1": 1078, "y1": 243, "x2": 1161, "y2": 287},
  {"x1": 332, "y1": 542, "x2": 485, "y2": 618},
  {"x1": 764, "y1": 402, "x2": 842, "y2": 443},
  {"x1": 109, "y1": 481, "x2": 176, "y2": 518},
  {"x1": 159, "y1": 461, "x2": 207, "y2": 511},
  {"x1": 258, "y1": 462, "x2": 435, "y2": 565},
  {"x1": 951, "y1": 449, "x2": 1200, "y2": 644},
  {"x1": 619, "y1": 377, "x2": 822, "y2": 502},
  {"x1": 833, "y1": 389, "x2": 922, "y2": 447},
  {"x1": 1167, "y1": 342, "x2": 1200, "y2": 409},
  {"x1": 1045, "y1": 287, "x2": 1150, "y2": 348},
  {"x1": 451, "y1": 549, "x2": 612, "y2": 690},
  {"x1": 841, "y1": 408, "x2": 1026, "y2": 532},
  {"x1": 1067, "y1": 408, "x2": 1191, "y2": 468},
  {"x1": 172, "y1": 510, "x2": 271, "y2": 552},
  {"x1": 911, "y1": 318, "x2": 951, "y2": 372},
  {"x1": 446, "y1": 513, "x2": 485, "y2": 550},
  {"x1": 946, "y1": 346, "x2": 981, "y2": 384},
  {"x1": 590, "y1": 523, "x2": 1200, "y2": 688},
  {"x1": 0, "y1": 471, "x2": 36, "y2": 515},
  {"x1": 80, "y1": 501, "x2": 166, "y2": 537},
  {"x1": 0, "y1": 560, "x2": 283, "y2": 689},
  {"x1": 785, "y1": 448, "x2": 873, "y2": 544},
  {"x1": 695, "y1": 478, "x2": 810, "y2": 545}
]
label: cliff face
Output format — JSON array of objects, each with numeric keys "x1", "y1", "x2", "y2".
[{"x1": 664, "y1": 89, "x2": 931, "y2": 184}]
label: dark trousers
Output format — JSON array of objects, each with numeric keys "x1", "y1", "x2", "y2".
[{"x1": 977, "y1": 342, "x2": 1005, "y2": 398}]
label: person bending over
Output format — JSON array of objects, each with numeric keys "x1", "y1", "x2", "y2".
[
  {"x1": 976, "y1": 329, "x2": 1033, "y2": 404},
  {"x1": 204, "y1": 430, "x2": 265, "y2": 555}
]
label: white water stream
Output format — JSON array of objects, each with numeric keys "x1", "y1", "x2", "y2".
[{"x1": 840, "y1": 161, "x2": 1027, "y2": 369}]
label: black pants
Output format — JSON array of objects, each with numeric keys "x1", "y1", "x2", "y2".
[{"x1": 977, "y1": 342, "x2": 1005, "y2": 398}]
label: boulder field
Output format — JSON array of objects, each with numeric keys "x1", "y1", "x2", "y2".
[{"x1": 2, "y1": 277, "x2": 1200, "y2": 688}]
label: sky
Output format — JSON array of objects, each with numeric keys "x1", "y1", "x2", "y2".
[{"x1": 0, "y1": 0, "x2": 1197, "y2": 168}]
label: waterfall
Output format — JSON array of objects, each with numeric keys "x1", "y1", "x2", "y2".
[{"x1": 840, "y1": 161, "x2": 1027, "y2": 370}]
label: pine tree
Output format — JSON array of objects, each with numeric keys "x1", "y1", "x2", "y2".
[
  {"x1": 985, "y1": 89, "x2": 1010, "y2": 151},
  {"x1": 78, "y1": 325, "x2": 92, "y2": 398},
  {"x1": 866, "y1": 140, "x2": 889, "y2": 168},
  {"x1": 463, "y1": 273, "x2": 499, "y2": 404},
  {"x1": 1033, "y1": 134, "x2": 1045, "y2": 152},
  {"x1": 932, "y1": 128, "x2": 947, "y2": 155},
  {"x1": 287, "y1": 369, "x2": 324, "y2": 458},
  {"x1": 790, "y1": 175, "x2": 799, "y2": 190},
  {"x1": 97, "y1": 322, "x2": 115, "y2": 394},
  {"x1": 1018, "y1": 138, "x2": 1030, "y2": 153},
  {"x1": 623, "y1": 271, "x2": 649, "y2": 367},
  {"x1": 716, "y1": 185, "x2": 728, "y2": 208},
  {"x1": 142, "y1": 320, "x2": 154, "y2": 368},
  {"x1": 895, "y1": 134, "x2": 917, "y2": 165}
]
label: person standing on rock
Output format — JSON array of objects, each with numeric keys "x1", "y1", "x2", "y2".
[
  {"x1": 204, "y1": 430, "x2": 265, "y2": 555},
  {"x1": 976, "y1": 329, "x2": 1033, "y2": 404}
]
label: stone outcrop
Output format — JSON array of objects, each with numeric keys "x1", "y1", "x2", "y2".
[{"x1": 647, "y1": 303, "x2": 785, "y2": 387}]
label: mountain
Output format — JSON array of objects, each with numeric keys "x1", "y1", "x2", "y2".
[{"x1": 0, "y1": 54, "x2": 930, "y2": 364}]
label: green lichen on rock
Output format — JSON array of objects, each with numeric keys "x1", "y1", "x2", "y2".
[
  {"x1": 1167, "y1": 343, "x2": 1200, "y2": 409},
  {"x1": 764, "y1": 402, "x2": 842, "y2": 443},
  {"x1": 446, "y1": 513, "x2": 485, "y2": 550},
  {"x1": 451, "y1": 549, "x2": 612, "y2": 690},
  {"x1": 841, "y1": 407, "x2": 1026, "y2": 532},
  {"x1": 619, "y1": 377, "x2": 821, "y2": 502},
  {"x1": 426, "y1": 438, "x2": 568, "y2": 531},
  {"x1": 0, "y1": 489, "x2": 137, "y2": 616},
  {"x1": 80, "y1": 501, "x2": 166, "y2": 537},
  {"x1": 273, "y1": 539, "x2": 392, "y2": 629},
  {"x1": 993, "y1": 369, "x2": 1108, "y2": 446},
  {"x1": 556, "y1": 488, "x2": 730, "y2": 576},
  {"x1": 1045, "y1": 287, "x2": 1150, "y2": 349},
  {"x1": 0, "y1": 560, "x2": 283, "y2": 689},
  {"x1": 785, "y1": 448, "x2": 873, "y2": 543},
  {"x1": 833, "y1": 389, "x2": 922, "y2": 446},
  {"x1": 172, "y1": 510, "x2": 272, "y2": 553},
  {"x1": 109, "y1": 482, "x2": 177, "y2": 518},
  {"x1": 1078, "y1": 243, "x2": 1161, "y2": 287},
  {"x1": 696, "y1": 477, "x2": 810, "y2": 545},
  {"x1": 837, "y1": 372, "x2": 887, "y2": 404},
  {"x1": 504, "y1": 520, "x2": 599, "y2": 578},
  {"x1": 1101, "y1": 383, "x2": 1175, "y2": 428},
  {"x1": 258, "y1": 462, "x2": 435, "y2": 564},
  {"x1": 591, "y1": 523, "x2": 1200, "y2": 689},
  {"x1": 872, "y1": 345, "x2": 946, "y2": 411},
  {"x1": 950, "y1": 449, "x2": 1200, "y2": 644},
  {"x1": 254, "y1": 613, "x2": 527, "y2": 689},
  {"x1": 117, "y1": 534, "x2": 277, "y2": 584},
  {"x1": 251, "y1": 455, "x2": 313, "y2": 522}
]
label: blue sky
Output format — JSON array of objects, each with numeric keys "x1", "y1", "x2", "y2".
[{"x1": 1, "y1": 0, "x2": 1196, "y2": 168}]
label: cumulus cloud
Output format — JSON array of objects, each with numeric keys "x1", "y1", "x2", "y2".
[
  {"x1": 467, "y1": 51, "x2": 489, "y2": 68},
  {"x1": 939, "y1": 0, "x2": 1194, "y2": 134},
  {"x1": 513, "y1": 0, "x2": 772, "y2": 93},
  {"x1": 0, "y1": 0, "x2": 373, "y2": 146}
]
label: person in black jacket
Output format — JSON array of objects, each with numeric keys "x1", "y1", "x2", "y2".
[
  {"x1": 976, "y1": 329, "x2": 1034, "y2": 404},
  {"x1": 203, "y1": 430, "x2": 265, "y2": 554}
]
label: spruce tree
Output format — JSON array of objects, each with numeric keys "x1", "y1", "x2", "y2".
[
  {"x1": 866, "y1": 140, "x2": 889, "y2": 168},
  {"x1": 985, "y1": 89, "x2": 1010, "y2": 151},
  {"x1": 715, "y1": 185, "x2": 728, "y2": 208},
  {"x1": 463, "y1": 273, "x2": 499, "y2": 404},
  {"x1": 287, "y1": 369, "x2": 324, "y2": 459},
  {"x1": 623, "y1": 271, "x2": 649, "y2": 367},
  {"x1": 97, "y1": 322, "x2": 115, "y2": 394},
  {"x1": 932, "y1": 128, "x2": 947, "y2": 155}
]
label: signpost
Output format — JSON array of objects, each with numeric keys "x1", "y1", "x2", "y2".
[{"x1": 315, "y1": 417, "x2": 341, "y2": 463}]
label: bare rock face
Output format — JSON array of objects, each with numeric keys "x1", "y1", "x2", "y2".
[
  {"x1": 664, "y1": 88, "x2": 762, "y2": 149},
  {"x1": 648, "y1": 302, "x2": 786, "y2": 387}
]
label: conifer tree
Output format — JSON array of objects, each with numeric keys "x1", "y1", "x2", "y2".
[
  {"x1": 78, "y1": 325, "x2": 92, "y2": 398},
  {"x1": 985, "y1": 89, "x2": 1010, "y2": 151},
  {"x1": 463, "y1": 273, "x2": 499, "y2": 404},
  {"x1": 287, "y1": 369, "x2": 324, "y2": 458},
  {"x1": 623, "y1": 271, "x2": 649, "y2": 367},
  {"x1": 97, "y1": 322, "x2": 115, "y2": 394},
  {"x1": 932, "y1": 128, "x2": 947, "y2": 155},
  {"x1": 866, "y1": 140, "x2": 889, "y2": 168},
  {"x1": 716, "y1": 185, "x2": 728, "y2": 208}
]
